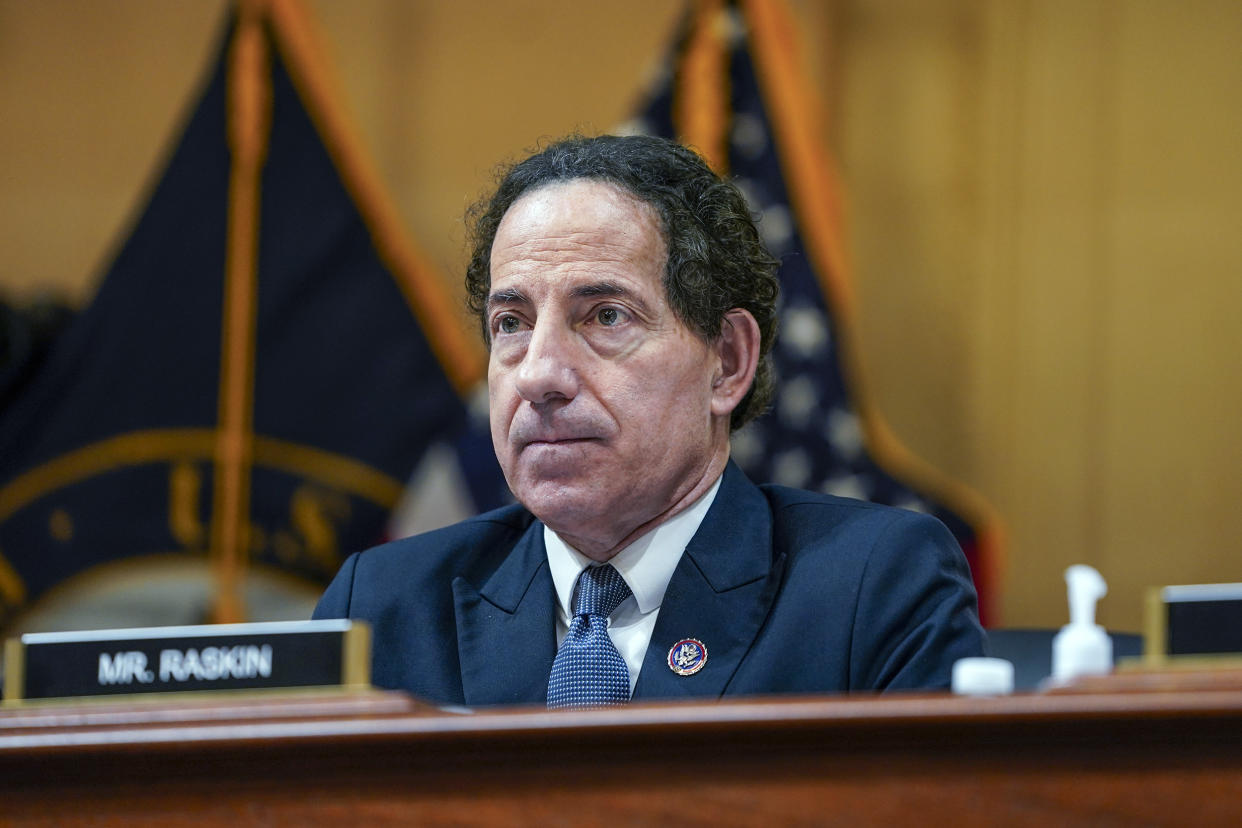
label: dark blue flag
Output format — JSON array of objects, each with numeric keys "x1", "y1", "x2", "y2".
[
  {"x1": 0, "y1": 3, "x2": 504, "y2": 628},
  {"x1": 626, "y1": 0, "x2": 1002, "y2": 621}
]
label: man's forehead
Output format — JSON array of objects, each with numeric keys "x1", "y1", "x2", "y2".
[
  {"x1": 496, "y1": 179, "x2": 664, "y2": 248},
  {"x1": 487, "y1": 179, "x2": 668, "y2": 297}
]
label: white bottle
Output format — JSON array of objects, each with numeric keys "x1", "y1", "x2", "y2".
[{"x1": 1051, "y1": 564, "x2": 1113, "y2": 682}]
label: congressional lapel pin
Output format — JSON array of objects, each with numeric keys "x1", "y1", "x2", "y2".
[{"x1": 667, "y1": 638, "x2": 707, "y2": 676}]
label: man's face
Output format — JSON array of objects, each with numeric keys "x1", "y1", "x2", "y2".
[{"x1": 486, "y1": 179, "x2": 729, "y2": 559}]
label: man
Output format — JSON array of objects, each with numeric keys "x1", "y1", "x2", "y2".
[{"x1": 314, "y1": 135, "x2": 984, "y2": 707}]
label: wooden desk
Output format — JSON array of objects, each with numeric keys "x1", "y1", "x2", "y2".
[{"x1": 3, "y1": 679, "x2": 1241, "y2": 825}]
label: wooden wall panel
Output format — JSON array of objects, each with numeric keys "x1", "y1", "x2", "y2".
[
  {"x1": 1096, "y1": 0, "x2": 1242, "y2": 623},
  {"x1": 838, "y1": 0, "x2": 1242, "y2": 629},
  {"x1": 987, "y1": 0, "x2": 1115, "y2": 626},
  {"x1": 0, "y1": 0, "x2": 227, "y2": 304}
]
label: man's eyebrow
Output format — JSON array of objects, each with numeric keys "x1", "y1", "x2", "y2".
[
  {"x1": 487, "y1": 288, "x2": 529, "y2": 309},
  {"x1": 570, "y1": 281, "x2": 629, "y2": 299},
  {"x1": 488, "y1": 281, "x2": 653, "y2": 313},
  {"x1": 571, "y1": 281, "x2": 653, "y2": 316}
]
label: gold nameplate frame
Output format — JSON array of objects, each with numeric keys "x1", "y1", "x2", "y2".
[{"x1": 3, "y1": 619, "x2": 369, "y2": 705}]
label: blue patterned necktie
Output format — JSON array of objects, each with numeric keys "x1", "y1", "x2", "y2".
[{"x1": 547, "y1": 564, "x2": 633, "y2": 709}]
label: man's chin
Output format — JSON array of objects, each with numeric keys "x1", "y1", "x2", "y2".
[{"x1": 511, "y1": 480, "x2": 605, "y2": 530}]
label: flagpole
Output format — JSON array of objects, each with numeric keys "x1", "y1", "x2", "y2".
[
  {"x1": 676, "y1": 0, "x2": 730, "y2": 174},
  {"x1": 211, "y1": 0, "x2": 271, "y2": 624}
]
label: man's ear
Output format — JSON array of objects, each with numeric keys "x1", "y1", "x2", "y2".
[{"x1": 711, "y1": 308, "x2": 761, "y2": 418}]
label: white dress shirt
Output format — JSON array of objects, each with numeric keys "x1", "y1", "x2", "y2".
[{"x1": 545, "y1": 475, "x2": 722, "y2": 694}]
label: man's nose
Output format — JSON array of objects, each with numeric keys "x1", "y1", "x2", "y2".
[{"x1": 513, "y1": 320, "x2": 580, "y2": 404}]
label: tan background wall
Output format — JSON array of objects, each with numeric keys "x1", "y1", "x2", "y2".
[{"x1": 1, "y1": 0, "x2": 1239, "y2": 631}]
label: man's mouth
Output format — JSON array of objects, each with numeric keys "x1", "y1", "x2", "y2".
[{"x1": 524, "y1": 436, "x2": 597, "y2": 447}]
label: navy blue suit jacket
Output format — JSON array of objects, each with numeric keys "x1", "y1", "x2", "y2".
[{"x1": 313, "y1": 462, "x2": 984, "y2": 706}]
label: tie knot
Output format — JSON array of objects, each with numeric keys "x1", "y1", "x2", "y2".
[{"x1": 572, "y1": 564, "x2": 632, "y2": 619}]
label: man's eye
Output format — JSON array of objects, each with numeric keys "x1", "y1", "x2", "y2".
[
  {"x1": 596, "y1": 307, "x2": 622, "y2": 326},
  {"x1": 496, "y1": 315, "x2": 522, "y2": 334}
]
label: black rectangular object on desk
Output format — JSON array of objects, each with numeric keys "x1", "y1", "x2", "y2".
[
  {"x1": 1148, "y1": 583, "x2": 1242, "y2": 658},
  {"x1": 3, "y1": 619, "x2": 369, "y2": 703}
]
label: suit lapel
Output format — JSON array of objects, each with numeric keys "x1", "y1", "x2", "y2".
[
  {"x1": 453, "y1": 523, "x2": 557, "y2": 707},
  {"x1": 634, "y1": 463, "x2": 786, "y2": 701}
]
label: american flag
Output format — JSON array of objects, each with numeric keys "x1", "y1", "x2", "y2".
[{"x1": 622, "y1": 0, "x2": 1001, "y2": 622}]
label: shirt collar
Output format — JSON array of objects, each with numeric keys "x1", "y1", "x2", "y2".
[{"x1": 545, "y1": 474, "x2": 723, "y2": 618}]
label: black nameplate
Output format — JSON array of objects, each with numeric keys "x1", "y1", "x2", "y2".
[
  {"x1": 1146, "y1": 583, "x2": 1242, "y2": 658},
  {"x1": 3, "y1": 620, "x2": 369, "y2": 703}
]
